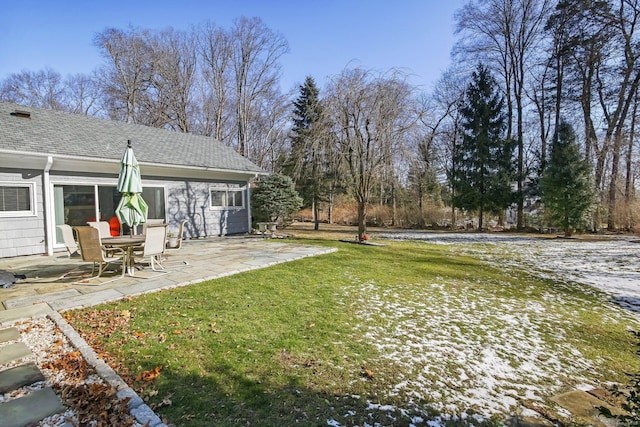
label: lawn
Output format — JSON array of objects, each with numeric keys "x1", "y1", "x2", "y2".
[{"x1": 66, "y1": 226, "x2": 640, "y2": 426}]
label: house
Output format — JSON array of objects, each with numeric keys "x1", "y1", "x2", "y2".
[{"x1": 0, "y1": 102, "x2": 266, "y2": 258}]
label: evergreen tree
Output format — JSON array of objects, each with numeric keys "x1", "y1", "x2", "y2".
[
  {"x1": 453, "y1": 64, "x2": 515, "y2": 230},
  {"x1": 540, "y1": 121, "x2": 593, "y2": 236},
  {"x1": 285, "y1": 76, "x2": 332, "y2": 230},
  {"x1": 252, "y1": 173, "x2": 303, "y2": 224}
]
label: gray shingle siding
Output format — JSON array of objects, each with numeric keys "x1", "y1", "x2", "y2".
[
  {"x1": 0, "y1": 170, "x2": 45, "y2": 258},
  {"x1": 165, "y1": 181, "x2": 248, "y2": 237}
]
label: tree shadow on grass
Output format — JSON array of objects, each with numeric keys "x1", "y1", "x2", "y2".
[{"x1": 144, "y1": 362, "x2": 439, "y2": 427}]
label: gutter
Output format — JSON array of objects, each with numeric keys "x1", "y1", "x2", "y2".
[{"x1": 0, "y1": 149, "x2": 267, "y2": 176}]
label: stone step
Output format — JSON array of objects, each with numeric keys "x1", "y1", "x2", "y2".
[
  {"x1": 0, "y1": 302, "x2": 53, "y2": 324},
  {"x1": 3, "y1": 289, "x2": 81, "y2": 309},
  {"x1": 0, "y1": 387, "x2": 65, "y2": 427},
  {"x1": 0, "y1": 363, "x2": 45, "y2": 393},
  {"x1": 0, "y1": 342, "x2": 32, "y2": 365},
  {"x1": 0, "y1": 327, "x2": 20, "y2": 343}
]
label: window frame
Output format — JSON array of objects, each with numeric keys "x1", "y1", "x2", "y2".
[
  {"x1": 209, "y1": 184, "x2": 246, "y2": 210},
  {"x1": 0, "y1": 182, "x2": 36, "y2": 217}
]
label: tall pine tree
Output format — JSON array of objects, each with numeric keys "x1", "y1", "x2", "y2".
[
  {"x1": 540, "y1": 121, "x2": 593, "y2": 236},
  {"x1": 453, "y1": 64, "x2": 515, "y2": 230},
  {"x1": 286, "y1": 76, "x2": 331, "y2": 229}
]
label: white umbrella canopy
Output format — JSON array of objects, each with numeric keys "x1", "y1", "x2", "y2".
[{"x1": 115, "y1": 140, "x2": 148, "y2": 233}]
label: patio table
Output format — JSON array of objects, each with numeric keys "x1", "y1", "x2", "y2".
[{"x1": 102, "y1": 235, "x2": 145, "y2": 276}]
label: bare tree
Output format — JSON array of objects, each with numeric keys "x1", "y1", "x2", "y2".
[
  {"x1": 421, "y1": 69, "x2": 467, "y2": 227},
  {"x1": 195, "y1": 22, "x2": 233, "y2": 142},
  {"x1": 326, "y1": 68, "x2": 418, "y2": 241},
  {"x1": 94, "y1": 26, "x2": 154, "y2": 124},
  {"x1": 0, "y1": 68, "x2": 66, "y2": 110},
  {"x1": 250, "y1": 93, "x2": 290, "y2": 172},
  {"x1": 230, "y1": 17, "x2": 289, "y2": 158},
  {"x1": 148, "y1": 28, "x2": 197, "y2": 132},
  {"x1": 602, "y1": 0, "x2": 640, "y2": 230},
  {"x1": 0, "y1": 68, "x2": 102, "y2": 116},
  {"x1": 65, "y1": 73, "x2": 103, "y2": 116}
]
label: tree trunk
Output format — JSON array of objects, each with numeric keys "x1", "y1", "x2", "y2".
[
  {"x1": 328, "y1": 190, "x2": 334, "y2": 224},
  {"x1": 357, "y1": 200, "x2": 367, "y2": 241},
  {"x1": 313, "y1": 196, "x2": 320, "y2": 231},
  {"x1": 391, "y1": 182, "x2": 396, "y2": 227},
  {"x1": 451, "y1": 205, "x2": 456, "y2": 230},
  {"x1": 607, "y1": 132, "x2": 623, "y2": 231},
  {"x1": 625, "y1": 91, "x2": 637, "y2": 204}
]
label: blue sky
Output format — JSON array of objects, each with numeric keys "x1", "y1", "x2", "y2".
[{"x1": 1, "y1": 0, "x2": 465, "y2": 94}]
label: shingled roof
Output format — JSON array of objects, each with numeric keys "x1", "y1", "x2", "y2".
[{"x1": 0, "y1": 102, "x2": 264, "y2": 174}]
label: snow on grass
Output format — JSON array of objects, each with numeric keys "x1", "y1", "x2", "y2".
[
  {"x1": 343, "y1": 279, "x2": 594, "y2": 420},
  {"x1": 376, "y1": 231, "x2": 640, "y2": 312},
  {"x1": 331, "y1": 231, "x2": 640, "y2": 425}
]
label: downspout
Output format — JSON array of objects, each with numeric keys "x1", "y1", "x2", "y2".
[
  {"x1": 43, "y1": 156, "x2": 54, "y2": 256},
  {"x1": 247, "y1": 174, "x2": 258, "y2": 233}
]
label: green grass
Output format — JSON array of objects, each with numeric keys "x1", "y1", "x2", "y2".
[{"x1": 67, "y1": 233, "x2": 640, "y2": 426}]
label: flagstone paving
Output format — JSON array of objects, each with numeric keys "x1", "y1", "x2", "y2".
[
  {"x1": 0, "y1": 326, "x2": 64, "y2": 427},
  {"x1": 0, "y1": 387, "x2": 65, "y2": 427},
  {"x1": 0, "y1": 363, "x2": 45, "y2": 394}
]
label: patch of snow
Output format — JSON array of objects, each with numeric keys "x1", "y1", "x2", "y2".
[{"x1": 337, "y1": 231, "x2": 640, "y2": 423}]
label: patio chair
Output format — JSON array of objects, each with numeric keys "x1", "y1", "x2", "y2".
[
  {"x1": 74, "y1": 226, "x2": 125, "y2": 279},
  {"x1": 166, "y1": 220, "x2": 187, "y2": 250},
  {"x1": 57, "y1": 224, "x2": 79, "y2": 257},
  {"x1": 133, "y1": 224, "x2": 167, "y2": 271},
  {"x1": 87, "y1": 221, "x2": 112, "y2": 239},
  {"x1": 143, "y1": 219, "x2": 165, "y2": 235},
  {"x1": 163, "y1": 220, "x2": 189, "y2": 266}
]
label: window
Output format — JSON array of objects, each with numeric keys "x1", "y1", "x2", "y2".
[
  {"x1": 210, "y1": 184, "x2": 245, "y2": 209},
  {"x1": 53, "y1": 184, "x2": 166, "y2": 241},
  {"x1": 0, "y1": 183, "x2": 36, "y2": 217}
]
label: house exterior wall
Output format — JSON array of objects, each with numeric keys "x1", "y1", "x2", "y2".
[
  {"x1": 0, "y1": 169, "x2": 251, "y2": 258},
  {"x1": 162, "y1": 178, "x2": 249, "y2": 238},
  {"x1": 0, "y1": 169, "x2": 46, "y2": 258}
]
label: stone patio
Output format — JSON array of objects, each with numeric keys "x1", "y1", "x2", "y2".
[{"x1": 0, "y1": 236, "x2": 337, "y2": 323}]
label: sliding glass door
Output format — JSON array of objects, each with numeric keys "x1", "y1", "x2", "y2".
[{"x1": 54, "y1": 184, "x2": 165, "y2": 244}]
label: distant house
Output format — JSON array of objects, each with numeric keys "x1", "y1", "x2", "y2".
[{"x1": 0, "y1": 102, "x2": 265, "y2": 258}]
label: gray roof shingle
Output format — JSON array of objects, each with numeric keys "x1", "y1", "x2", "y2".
[{"x1": 0, "y1": 102, "x2": 264, "y2": 174}]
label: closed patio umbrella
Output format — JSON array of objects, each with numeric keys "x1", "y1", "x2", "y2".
[{"x1": 116, "y1": 140, "x2": 148, "y2": 234}]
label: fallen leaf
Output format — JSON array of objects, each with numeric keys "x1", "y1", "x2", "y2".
[
  {"x1": 136, "y1": 365, "x2": 163, "y2": 382},
  {"x1": 361, "y1": 368, "x2": 374, "y2": 379}
]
